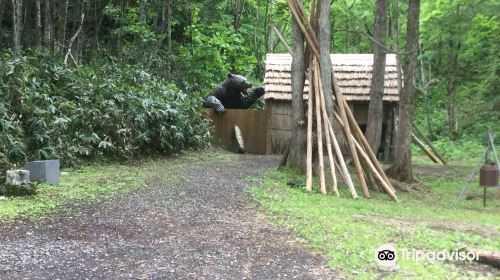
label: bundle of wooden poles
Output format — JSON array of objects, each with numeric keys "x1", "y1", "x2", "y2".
[{"x1": 287, "y1": 0, "x2": 398, "y2": 202}]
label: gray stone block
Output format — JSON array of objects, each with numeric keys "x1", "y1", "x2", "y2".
[
  {"x1": 6, "y1": 170, "x2": 30, "y2": 185},
  {"x1": 26, "y1": 160, "x2": 60, "y2": 184}
]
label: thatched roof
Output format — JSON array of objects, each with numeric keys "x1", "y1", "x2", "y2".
[{"x1": 264, "y1": 54, "x2": 399, "y2": 102}]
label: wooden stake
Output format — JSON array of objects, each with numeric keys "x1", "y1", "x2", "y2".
[
  {"x1": 306, "y1": 60, "x2": 314, "y2": 192},
  {"x1": 313, "y1": 62, "x2": 326, "y2": 195},
  {"x1": 333, "y1": 112, "x2": 398, "y2": 201},
  {"x1": 412, "y1": 133, "x2": 441, "y2": 164},
  {"x1": 412, "y1": 124, "x2": 446, "y2": 164},
  {"x1": 331, "y1": 72, "x2": 370, "y2": 198},
  {"x1": 316, "y1": 64, "x2": 338, "y2": 196},
  {"x1": 325, "y1": 118, "x2": 358, "y2": 198},
  {"x1": 342, "y1": 103, "x2": 395, "y2": 193}
]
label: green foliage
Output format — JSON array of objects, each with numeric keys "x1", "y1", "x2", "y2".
[
  {"x1": 0, "y1": 50, "x2": 211, "y2": 165},
  {"x1": 176, "y1": 7, "x2": 256, "y2": 92},
  {"x1": 420, "y1": 0, "x2": 500, "y2": 139}
]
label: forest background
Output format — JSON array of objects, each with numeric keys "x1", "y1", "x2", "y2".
[{"x1": 0, "y1": 0, "x2": 498, "y2": 165}]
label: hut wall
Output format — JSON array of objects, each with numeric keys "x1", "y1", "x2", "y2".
[
  {"x1": 266, "y1": 100, "x2": 292, "y2": 154},
  {"x1": 265, "y1": 100, "x2": 397, "y2": 156}
]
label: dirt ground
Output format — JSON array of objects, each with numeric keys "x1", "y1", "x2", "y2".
[{"x1": 0, "y1": 154, "x2": 339, "y2": 280}]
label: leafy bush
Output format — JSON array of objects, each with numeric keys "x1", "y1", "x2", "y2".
[{"x1": 0, "y1": 50, "x2": 211, "y2": 166}]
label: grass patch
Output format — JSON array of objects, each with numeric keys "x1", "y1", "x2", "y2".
[
  {"x1": 0, "y1": 149, "x2": 232, "y2": 222},
  {"x1": 249, "y1": 161, "x2": 500, "y2": 279}
]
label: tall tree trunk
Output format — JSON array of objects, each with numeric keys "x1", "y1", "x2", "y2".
[
  {"x1": 318, "y1": 0, "x2": 335, "y2": 123},
  {"x1": 12, "y1": 0, "x2": 23, "y2": 52},
  {"x1": 365, "y1": 0, "x2": 388, "y2": 154},
  {"x1": 287, "y1": 6, "x2": 307, "y2": 171},
  {"x1": 34, "y1": 0, "x2": 42, "y2": 47},
  {"x1": 386, "y1": 0, "x2": 420, "y2": 182},
  {"x1": 43, "y1": 0, "x2": 53, "y2": 52},
  {"x1": 390, "y1": 0, "x2": 401, "y2": 160}
]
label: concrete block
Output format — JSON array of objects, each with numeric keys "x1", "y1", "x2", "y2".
[{"x1": 26, "y1": 160, "x2": 60, "y2": 184}]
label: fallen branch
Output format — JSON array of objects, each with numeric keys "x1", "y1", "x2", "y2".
[{"x1": 462, "y1": 248, "x2": 500, "y2": 269}]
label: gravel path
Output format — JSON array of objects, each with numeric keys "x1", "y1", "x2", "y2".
[{"x1": 0, "y1": 154, "x2": 337, "y2": 279}]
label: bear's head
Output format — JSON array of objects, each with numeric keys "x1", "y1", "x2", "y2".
[{"x1": 222, "y1": 73, "x2": 252, "y2": 91}]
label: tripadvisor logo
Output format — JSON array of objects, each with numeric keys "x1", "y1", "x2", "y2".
[
  {"x1": 375, "y1": 244, "x2": 479, "y2": 269},
  {"x1": 375, "y1": 244, "x2": 398, "y2": 269}
]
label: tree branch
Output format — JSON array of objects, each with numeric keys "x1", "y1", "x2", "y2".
[
  {"x1": 64, "y1": 13, "x2": 85, "y2": 66},
  {"x1": 333, "y1": 29, "x2": 419, "y2": 55}
]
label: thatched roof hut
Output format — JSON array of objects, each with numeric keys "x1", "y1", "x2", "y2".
[
  {"x1": 264, "y1": 53, "x2": 399, "y2": 102},
  {"x1": 264, "y1": 53, "x2": 399, "y2": 157}
]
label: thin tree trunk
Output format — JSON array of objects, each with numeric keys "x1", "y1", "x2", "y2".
[
  {"x1": 446, "y1": 47, "x2": 459, "y2": 139},
  {"x1": 0, "y1": 0, "x2": 5, "y2": 48},
  {"x1": 365, "y1": 0, "x2": 388, "y2": 153},
  {"x1": 12, "y1": 0, "x2": 23, "y2": 52},
  {"x1": 70, "y1": 0, "x2": 81, "y2": 64},
  {"x1": 34, "y1": 0, "x2": 42, "y2": 47},
  {"x1": 420, "y1": 55, "x2": 434, "y2": 138},
  {"x1": 43, "y1": 0, "x2": 53, "y2": 52},
  {"x1": 287, "y1": 6, "x2": 307, "y2": 171},
  {"x1": 386, "y1": 0, "x2": 420, "y2": 182},
  {"x1": 140, "y1": 0, "x2": 147, "y2": 24},
  {"x1": 447, "y1": 76, "x2": 458, "y2": 139},
  {"x1": 166, "y1": 0, "x2": 172, "y2": 79}
]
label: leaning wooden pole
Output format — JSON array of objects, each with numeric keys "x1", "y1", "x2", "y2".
[
  {"x1": 412, "y1": 124, "x2": 446, "y2": 164},
  {"x1": 286, "y1": 0, "x2": 397, "y2": 201},
  {"x1": 331, "y1": 72, "x2": 370, "y2": 198},
  {"x1": 313, "y1": 61, "x2": 326, "y2": 194},
  {"x1": 412, "y1": 133, "x2": 441, "y2": 164},
  {"x1": 343, "y1": 101, "x2": 395, "y2": 192},
  {"x1": 317, "y1": 64, "x2": 339, "y2": 196},
  {"x1": 306, "y1": 60, "x2": 314, "y2": 192},
  {"x1": 325, "y1": 118, "x2": 358, "y2": 198}
]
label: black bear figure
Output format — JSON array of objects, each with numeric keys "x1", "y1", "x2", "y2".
[{"x1": 202, "y1": 73, "x2": 265, "y2": 114}]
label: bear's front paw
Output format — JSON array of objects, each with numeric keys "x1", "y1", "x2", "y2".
[{"x1": 253, "y1": 87, "x2": 265, "y2": 97}]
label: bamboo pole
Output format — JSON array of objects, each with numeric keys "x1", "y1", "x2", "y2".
[
  {"x1": 325, "y1": 118, "x2": 358, "y2": 198},
  {"x1": 331, "y1": 72, "x2": 370, "y2": 198},
  {"x1": 313, "y1": 62, "x2": 326, "y2": 195},
  {"x1": 316, "y1": 63, "x2": 339, "y2": 196},
  {"x1": 306, "y1": 60, "x2": 314, "y2": 192}
]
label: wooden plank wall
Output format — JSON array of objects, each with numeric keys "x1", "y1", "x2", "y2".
[{"x1": 205, "y1": 109, "x2": 267, "y2": 154}]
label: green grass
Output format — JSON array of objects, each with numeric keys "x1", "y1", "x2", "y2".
[
  {"x1": 249, "y1": 160, "x2": 500, "y2": 279},
  {"x1": 0, "y1": 149, "x2": 234, "y2": 222}
]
